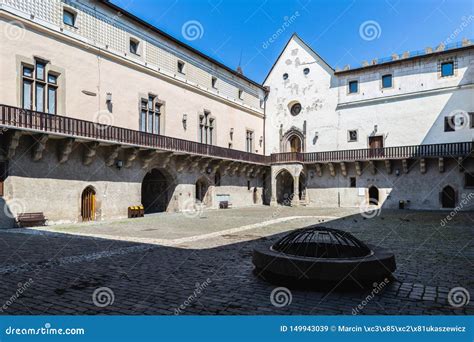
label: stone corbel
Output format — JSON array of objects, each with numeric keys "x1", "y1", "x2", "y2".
[
  {"x1": 124, "y1": 148, "x2": 139, "y2": 168},
  {"x1": 141, "y1": 150, "x2": 158, "y2": 169},
  {"x1": 384, "y1": 160, "x2": 392, "y2": 174},
  {"x1": 340, "y1": 162, "x2": 347, "y2": 177},
  {"x1": 328, "y1": 163, "x2": 336, "y2": 177},
  {"x1": 105, "y1": 145, "x2": 121, "y2": 167},
  {"x1": 368, "y1": 161, "x2": 376, "y2": 175},
  {"x1": 420, "y1": 158, "x2": 426, "y2": 174},
  {"x1": 187, "y1": 156, "x2": 201, "y2": 172},
  {"x1": 83, "y1": 142, "x2": 100, "y2": 166},
  {"x1": 438, "y1": 157, "x2": 445, "y2": 173},
  {"x1": 315, "y1": 163, "x2": 322, "y2": 177},
  {"x1": 176, "y1": 155, "x2": 192, "y2": 172},
  {"x1": 58, "y1": 138, "x2": 75, "y2": 164},
  {"x1": 355, "y1": 161, "x2": 362, "y2": 176},
  {"x1": 32, "y1": 134, "x2": 49, "y2": 161},
  {"x1": 157, "y1": 152, "x2": 173, "y2": 169},
  {"x1": 7, "y1": 130, "x2": 22, "y2": 159},
  {"x1": 402, "y1": 159, "x2": 409, "y2": 174}
]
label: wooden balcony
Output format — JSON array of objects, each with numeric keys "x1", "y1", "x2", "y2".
[
  {"x1": 271, "y1": 142, "x2": 473, "y2": 164},
  {"x1": 0, "y1": 104, "x2": 472, "y2": 166},
  {"x1": 0, "y1": 104, "x2": 270, "y2": 165}
]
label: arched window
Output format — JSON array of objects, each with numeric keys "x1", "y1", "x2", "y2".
[
  {"x1": 368, "y1": 186, "x2": 379, "y2": 205},
  {"x1": 441, "y1": 185, "x2": 456, "y2": 208},
  {"x1": 81, "y1": 186, "x2": 96, "y2": 221}
]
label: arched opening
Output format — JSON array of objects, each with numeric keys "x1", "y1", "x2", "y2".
[
  {"x1": 141, "y1": 169, "x2": 171, "y2": 214},
  {"x1": 289, "y1": 136, "x2": 302, "y2": 153},
  {"x1": 298, "y1": 173, "x2": 307, "y2": 201},
  {"x1": 368, "y1": 186, "x2": 379, "y2": 205},
  {"x1": 81, "y1": 186, "x2": 96, "y2": 222},
  {"x1": 441, "y1": 185, "x2": 456, "y2": 208},
  {"x1": 276, "y1": 169, "x2": 294, "y2": 205},
  {"x1": 195, "y1": 177, "x2": 209, "y2": 204}
]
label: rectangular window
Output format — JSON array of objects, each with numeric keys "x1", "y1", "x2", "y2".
[
  {"x1": 348, "y1": 130, "x2": 358, "y2": 142},
  {"x1": 22, "y1": 79, "x2": 33, "y2": 109},
  {"x1": 470, "y1": 113, "x2": 474, "y2": 129},
  {"x1": 63, "y1": 9, "x2": 76, "y2": 26},
  {"x1": 154, "y1": 104, "x2": 161, "y2": 134},
  {"x1": 246, "y1": 130, "x2": 253, "y2": 152},
  {"x1": 48, "y1": 86, "x2": 57, "y2": 114},
  {"x1": 177, "y1": 61, "x2": 185, "y2": 74},
  {"x1": 48, "y1": 74, "x2": 57, "y2": 84},
  {"x1": 348, "y1": 80, "x2": 358, "y2": 94},
  {"x1": 441, "y1": 61, "x2": 454, "y2": 77},
  {"x1": 444, "y1": 116, "x2": 456, "y2": 132},
  {"x1": 130, "y1": 39, "x2": 139, "y2": 55},
  {"x1": 382, "y1": 74, "x2": 392, "y2": 88},
  {"x1": 350, "y1": 177, "x2": 356, "y2": 188},
  {"x1": 23, "y1": 66, "x2": 33, "y2": 78},
  {"x1": 36, "y1": 62, "x2": 45, "y2": 81},
  {"x1": 140, "y1": 100, "x2": 147, "y2": 132},
  {"x1": 465, "y1": 172, "x2": 474, "y2": 188},
  {"x1": 35, "y1": 83, "x2": 45, "y2": 112},
  {"x1": 148, "y1": 111, "x2": 153, "y2": 133},
  {"x1": 247, "y1": 180, "x2": 251, "y2": 190}
]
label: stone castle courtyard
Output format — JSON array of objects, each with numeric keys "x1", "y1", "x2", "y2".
[{"x1": 0, "y1": 206, "x2": 472, "y2": 315}]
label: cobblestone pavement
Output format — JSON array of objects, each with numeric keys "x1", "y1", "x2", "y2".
[{"x1": 0, "y1": 206, "x2": 472, "y2": 315}]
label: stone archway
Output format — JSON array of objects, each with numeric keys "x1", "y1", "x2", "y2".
[
  {"x1": 81, "y1": 186, "x2": 96, "y2": 222},
  {"x1": 368, "y1": 186, "x2": 379, "y2": 205},
  {"x1": 441, "y1": 185, "x2": 456, "y2": 208},
  {"x1": 281, "y1": 128, "x2": 305, "y2": 153},
  {"x1": 276, "y1": 169, "x2": 294, "y2": 205},
  {"x1": 141, "y1": 169, "x2": 171, "y2": 214},
  {"x1": 195, "y1": 177, "x2": 210, "y2": 204}
]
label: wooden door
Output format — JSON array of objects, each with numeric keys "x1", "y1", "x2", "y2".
[
  {"x1": 369, "y1": 136, "x2": 384, "y2": 157},
  {"x1": 81, "y1": 187, "x2": 96, "y2": 221}
]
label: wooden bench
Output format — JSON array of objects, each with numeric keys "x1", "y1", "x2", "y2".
[{"x1": 17, "y1": 212, "x2": 47, "y2": 227}]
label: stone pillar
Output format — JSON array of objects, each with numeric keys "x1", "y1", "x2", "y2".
[
  {"x1": 291, "y1": 175, "x2": 299, "y2": 207},
  {"x1": 270, "y1": 169, "x2": 278, "y2": 206}
]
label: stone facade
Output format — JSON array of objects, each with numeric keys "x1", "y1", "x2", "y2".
[{"x1": 0, "y1": 2, "x2": 472, "y2": 228}]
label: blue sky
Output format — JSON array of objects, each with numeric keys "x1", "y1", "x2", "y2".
[{"x1": 111, "y1": 0, "x2": 474, "y2": 83}]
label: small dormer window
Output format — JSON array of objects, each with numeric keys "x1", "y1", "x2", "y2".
[
  {"x1": 382, "y1": 74, "x2": 392, "y2": 88},
  {"x1": 177, "y1": 61, "x2": 185, "y2": 74},
  {"x1": 63, "y1": 9, "x2": 76, "y2": 27},
  {"x1": 129, "y1": 39, "x2": 140, "y2": 55},
  {"x1": 348, "y1": 80, "x2": 358, "y2": 94}
]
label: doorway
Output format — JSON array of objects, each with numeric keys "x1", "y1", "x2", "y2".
[
  {"x1": 81, "y1": 186, "x2": 96, "y2": 221},
  {"x1": 441, "y1": 185, "x2": 456, "y2": 208},
  {"x1": 368, "y1": 186, "x2": 379, "y2": 205},
  {"x1": 369, "y1": 136, "x2": 384, "y2": 157}
]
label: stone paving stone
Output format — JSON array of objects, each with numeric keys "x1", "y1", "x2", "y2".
[{"x1": 0, "y1": 207, "x2": 472, "y2": 315}]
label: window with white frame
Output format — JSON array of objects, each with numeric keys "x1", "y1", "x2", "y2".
[{"x1": 246, "y1": 130, "x2": 254, "y2": 152}]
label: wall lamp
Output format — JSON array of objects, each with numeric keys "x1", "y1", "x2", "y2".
[
  {"x1": 116, "y1": 160, "x2": 123, "y2": 170},
  {"x1": 182, "y1": 114, "x2": 187, "y2": 130},
  {"x1": 230, "y1": 128, "x2": 234, "y2": 140},
  {"x1": 106, "y1": 92, "x2": 112, "y2": 103}
]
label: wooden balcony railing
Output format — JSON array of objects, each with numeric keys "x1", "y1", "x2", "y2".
[
  {"x1": 0, "y1": 104, "x2": 270, "y2": 165},
  {"x1": 0, "y1": 104, "x2": 472, "y2": 166},
  {"x1": 272, "y1": 142, "x2": 473, "y2": 164}
]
